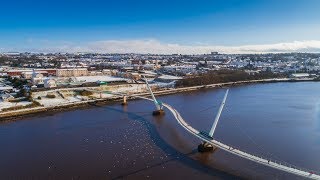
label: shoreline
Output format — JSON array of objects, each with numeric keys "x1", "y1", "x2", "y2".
[{"x1": 0, "y1": 78, "x2": 316, "y2": 122}]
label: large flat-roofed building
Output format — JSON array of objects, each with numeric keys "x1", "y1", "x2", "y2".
[{"x1": 56, "y1": 68, "x2": 88, "y2": 77}]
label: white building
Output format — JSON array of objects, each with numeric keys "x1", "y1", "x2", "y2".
[
  {"x1": 31, "y1": 71, "x2": 44, "y2": 85},
  {"x1": 44, "y1": 79, "x2": 57, "y2": 88}
]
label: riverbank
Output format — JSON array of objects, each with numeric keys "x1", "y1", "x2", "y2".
[{"x1": 0, "y1": 78, "x2": 315, "y2": 121}]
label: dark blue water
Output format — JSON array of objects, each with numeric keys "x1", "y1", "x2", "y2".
[{"x1": 0, "y1": 82, "x2": 319, "y2": 179}]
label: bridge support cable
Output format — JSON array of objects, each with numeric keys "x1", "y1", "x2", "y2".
[
  {"x1": 223, "y1": 105, "x2": 320, "y2": 176},
  {"x1": 220, "y1": 105, "x2": 274, "y2": 159}
]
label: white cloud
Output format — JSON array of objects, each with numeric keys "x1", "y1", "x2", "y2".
[{"x1": 5, "y1": 39, "x2": 320, "y2": 54}]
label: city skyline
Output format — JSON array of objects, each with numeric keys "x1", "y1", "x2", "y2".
[{"x1": 1, "y1": 0, "x2": 320, "y2": 54}]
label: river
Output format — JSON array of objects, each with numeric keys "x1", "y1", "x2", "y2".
[{"x1": 0, "y1": 82, "x2": 319, "y2": 179}]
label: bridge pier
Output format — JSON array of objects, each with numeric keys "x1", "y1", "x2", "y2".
[
  {"x1": 152, "y1": 109, "x2": 165, "y2": 116},
  {"x1": 121, "y1": 95, "x2": 128, "y2": 106},
  {"x1": 198, "y1": 142, "x2": 216, "y2": 153}
]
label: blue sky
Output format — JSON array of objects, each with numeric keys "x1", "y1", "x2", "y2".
[{"x1": 1, "y1": 0, "x2": 320, "y2": 53}]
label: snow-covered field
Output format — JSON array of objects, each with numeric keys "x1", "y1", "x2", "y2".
[
  {"x1": 0, "y1": 100, "x2": 32, "y2": 111},
  {"x1": 106, "y1": 83, "x2": 172, "y2": 94},
  {"x1": 38, "y1": 97, "x2": 79, "y2": 107},
  {"x1": 30, "y1": 84, "x2": 150, "y2": 107},
  {"x1": 0, "y1": 82, "x2": 174, "y2": 111},
  {"x1": 116, "y1": 84, "x2": 147, "y2": 94},
  {"x1": 35, "y1": 91, "x2": 82, "y2": 107}
]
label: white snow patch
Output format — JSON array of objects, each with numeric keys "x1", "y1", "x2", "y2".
[
  {"x1": 75, "y1": 76, "x2": 127, "y2": 83},
  {"x1": 0, "y1": 100, "x2": 32, "y2": 111},
  {"x1": 158, "y1": 75, "x2": 183, "y2": 80}
]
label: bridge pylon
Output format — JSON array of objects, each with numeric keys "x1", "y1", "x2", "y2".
[
  {"x1": 198, "y1": 142, "x2": 216, "y2": 152},
  {"x1": 143, "y1": 76, "x2": 165, "y2": 116},
  {"x1": 121, "y1": 95, "x2": 128, "y2": 106},
  {"x1": 198, "y1": 89, "x2": 229, "y2": 153}
]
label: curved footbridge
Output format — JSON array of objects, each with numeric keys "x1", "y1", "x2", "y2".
[
  {"x1": 130, "y1": 94, "x2": 320, "y2": 179},
  {"x1": 92, "y1": 85, "x2": 320, "y2": 179},
  {"x1": 164, "y1": 102, "x2": 320, "y2": 179}
]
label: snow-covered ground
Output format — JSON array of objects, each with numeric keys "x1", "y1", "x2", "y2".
[
  {"x1": 0, "y1": 100, "x2": 32, "y2": 111},
  {"x1": 157, "y1": 75, "x2": 183, "y2": 80},
  {"x1": 114, "y1": 82, "x2": 174, "y2": 94},
  {"x1": 35, "y1": 91, "x2": 82, "y2": 107},
  {"x1": 6, "y1": 82, "x2": 174, "y2": 109},
  {"x1": 116, "y1": 84, "x2": 147, "y2": 94},
  {"x1": 153, "y1": 81, "x2": 176, "y2": 88},
  {"x1": 75, "y1": 75, "x2": 127, "y2": 83}
]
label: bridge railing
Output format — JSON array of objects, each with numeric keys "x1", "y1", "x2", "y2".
[{"x1": 212, "y1": 139, "x2": 320, "y2": 175}]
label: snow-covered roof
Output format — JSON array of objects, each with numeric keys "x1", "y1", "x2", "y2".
[{"x1": 0, "y1": 86, "x2": 13, "y2": 90}]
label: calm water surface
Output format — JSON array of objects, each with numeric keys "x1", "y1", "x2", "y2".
[{"x1": 0, "y1": 82, "x2": 320, "y2": 179}]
